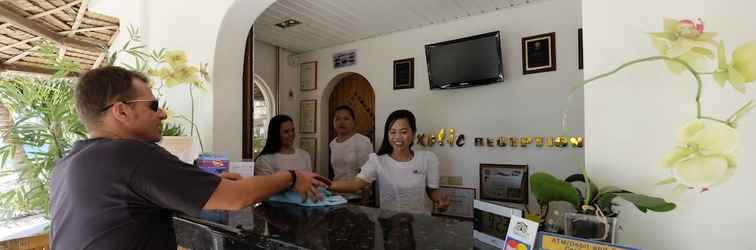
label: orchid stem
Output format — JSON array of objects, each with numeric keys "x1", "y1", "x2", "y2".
[
  {"x1": 700, "y1": 116, "x2": 729, "y2": 125},
  {"x1": 582, "y1": 56, "x2": 704, "y2": 119}
]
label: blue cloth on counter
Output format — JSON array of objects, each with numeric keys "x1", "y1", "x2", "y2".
[{"x1": 267, "y1": 188, "x2": 347, "y2": 206}]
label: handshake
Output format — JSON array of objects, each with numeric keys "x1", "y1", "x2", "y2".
[
  {"x1": 287, "y1": 170, "x2": 331, "y2": 202},
  {"x1": 218, "y1": 170, "x2": 332, "y2": 203}
]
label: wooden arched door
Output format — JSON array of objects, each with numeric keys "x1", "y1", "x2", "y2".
[
  {"x1": 328, "y1": 73, "x2": 376, "y2": 206},
  {"x1": 328, "y1": 73, "x2": 375, "y2": 145}
]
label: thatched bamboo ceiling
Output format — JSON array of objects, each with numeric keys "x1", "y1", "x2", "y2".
[{"x1": 0, "y1": 0, "x2": 119, "y2": 75}]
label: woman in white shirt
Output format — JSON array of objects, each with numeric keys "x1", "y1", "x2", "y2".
[
  {"x1": 254, "y1": 115, "x2": 312, "y2": 176},
  {"x1": 330, "y1": 109, "x2": 449, "y2": 214},
  {"x1": 329, "y1": 105, "x2": 374, "y2": 202}
]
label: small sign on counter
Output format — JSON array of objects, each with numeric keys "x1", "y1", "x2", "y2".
[{"x1": 536, "y1": 232, "x2": 642, "y2": 250}]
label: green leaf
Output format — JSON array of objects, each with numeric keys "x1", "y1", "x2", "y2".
[
  {"x1": 594, "y1": 192, "x2": 618, "y2": 214},
  {"x1": 714, "y1": 71, "x2": 729, "y2": 87},
  {"x1": 530, "y1": 172, "x2": 581, "y2": 209},
  {"x1": 728, "y1": 67, "x2": 747, "y2": 93},
  {"x1": 690, "y1": 47, "x2": 715, "y2": 59},
  {"x1": 656, "y1": 177, "x2": 677, "y2": 186},
  {"x1": 615, "y1": 192, "x2": 676, "y2": 213},
  {"x1": 565, "y1": 173, "x2": 598, "y2": 205},
  {"x1": 664, "y1": 59, "x2": 686, "y2": 75},
  {"x1": 717, "y1": 41, "x2": 727, "y2": 70}
]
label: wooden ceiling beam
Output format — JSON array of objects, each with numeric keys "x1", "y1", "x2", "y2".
[
  {"x1": 0, "y1": 0, "x2": 84, "y2": 30},
  {"x1": 0, "y1": 4, "x2": 103, "y2": 53},
  {"x1": 68, "y1": 0, "x2": 88, "y2": 37},
  {"x1": 5, "y1": 46, "x2": 38, "y2": 64},
  {"x1": 0, "y1": 37, "x2": 41, "y2": 52},
  {"x1": 0, "y1": 63, "x2": 78, "y2": 76}
]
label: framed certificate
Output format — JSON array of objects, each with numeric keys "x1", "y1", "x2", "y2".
[
  {"x1": 521, "y1": 32, "x2": 556, "y2": 75},
  {"x1": 479, "y1": 164, "x2": 528, "y2": 204},
  {"x1": 432, "y1": 186, "x2": 476, "y2": 220},
  {"x1": 299, "y1": 100, "x2": 317, "y2": 133},
  {"x1": 300, "y1": 61, "x2": 317, "y2": 91}
]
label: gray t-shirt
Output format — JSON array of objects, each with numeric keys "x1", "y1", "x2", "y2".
[{"x1": 50, "y1": 138, "x2": 221, "y2": 250}]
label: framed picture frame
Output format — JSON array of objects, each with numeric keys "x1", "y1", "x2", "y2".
[
  {"x1": 521, "y1": 32, "x2": 556, "y2": 74},
  {"x1": 393, "y1": 58, "x2": 414, "y2": 90},
  {"x1": 578, "y1": 28, "x2": 583, "y2": 70},
  {"x1": 299, "y1": 100, "x2": 317, "y2": 134},
  {"x1": 432, "y1": 186, "x2": 476, "y2": 220},
  {"x1": 299, "y1": 137, "x2": 317, "y2": 172},
  {"x1": 479, "y1": 164, "x2": 528, "y2": 204},
  {"x1": 333, "y1": 50, "x2": 357, "y2": 68},
  {"x1": 300, "y1": 61, "x2": 317, "y2": 91}
]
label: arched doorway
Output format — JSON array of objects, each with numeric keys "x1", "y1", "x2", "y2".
[
  {"x1": 328, "y1": 73, "x2": 375, "y2": 147},
  {"x1": 327, "y1": 73, "x2": 376, "y2": 206}
]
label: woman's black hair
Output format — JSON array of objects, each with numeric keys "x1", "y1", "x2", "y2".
[
  {"x1": 255, "y1": 114, "x2": 294, "y2": 161},
  {"x1": 376, "y1": 109, "x2": 416, "y2": 156},
  {"x1": 334, "y1": 105, "x2": 356, "y2": 120}
]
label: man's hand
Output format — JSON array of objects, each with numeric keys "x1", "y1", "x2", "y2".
[
  {"x1": 292, "y1": 170, "x2": 330, "y2": 202},
  {"x1": 219, "y1": 172, "x2": 242, "y2": 181}
]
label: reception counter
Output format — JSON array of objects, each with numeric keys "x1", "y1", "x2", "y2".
[{"x1": 174, "y1": 202, "x2": 475, "y2": 250}]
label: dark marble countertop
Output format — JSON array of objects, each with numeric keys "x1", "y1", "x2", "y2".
[{"x1": 175, "y1": 202, "x2": 473, "y2": 250}]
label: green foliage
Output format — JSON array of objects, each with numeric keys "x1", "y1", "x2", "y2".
[
  {"x1": 530, "y1": 172, "x2": 676, "y2": 217},
  {"x1": 106, "y1": 25, "x2": 209, "y2": 152},
  {"x1": 0, "y1": 75, "x2": 86, "y2": 219},
  {"x1": 36, "y1": 41, "x2": 81, "y2": 78},
  {"x1": 160, "y1": 123, "x2": 185, "y2": 136}
]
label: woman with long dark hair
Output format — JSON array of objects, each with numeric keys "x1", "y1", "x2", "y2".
[
  {"x1": 254, "y1": 115, "x2": 312, "y2": 176},
  {"x1": 329, "y1": 109, "x2": 449, "y2": 214}
]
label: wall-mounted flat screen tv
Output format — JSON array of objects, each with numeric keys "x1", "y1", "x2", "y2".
[{"x1": 425, "y1": 31, "x2": 504, "y2": 89}]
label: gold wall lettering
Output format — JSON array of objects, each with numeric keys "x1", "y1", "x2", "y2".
[
  {"x1": 456, "y1": 135, "x2": 465, "y2": 147},
  {"x1": 520, "y1": 137, "x2": 532, "y2": 147},
  {"x1": 414, "y1": 129, "x2": 582, "y2": 149},
  {"x1": 447, "y1": 129, "x2": 455, "y2": 145},
  {"x1": 570, "y1": 136, "x2": 584, "y2": 148},
  {"x1": 474, "y1": 137, "x2": 484, "y2": 147},
  {"x1": 436, "y1": 129, "x2": 445, "y2": 146}
]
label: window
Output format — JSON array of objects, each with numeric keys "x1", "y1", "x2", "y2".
[{"x1": 252, "y1": 75, "x2": 274, "y2": 159}]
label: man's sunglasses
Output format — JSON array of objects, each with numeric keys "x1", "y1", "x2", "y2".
[{"x1": 100, "y1": 99, "x2": 160, "y2": 112}]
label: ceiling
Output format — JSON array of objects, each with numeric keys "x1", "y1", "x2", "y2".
[{"x1": 254, "y1": 0, "x2": 546, "y2": 53}]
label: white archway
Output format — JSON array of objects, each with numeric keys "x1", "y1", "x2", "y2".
[
  {"x1": 253, "y1": 74, "x2": 276, "y2": 115},
  {"x1": 211, "y1": 0, "x2": 275, "y2": 160}
]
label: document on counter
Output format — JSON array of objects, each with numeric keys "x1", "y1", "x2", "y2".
[{"x1": 230, "y1": 162, "x2": 254, "y2": 178}]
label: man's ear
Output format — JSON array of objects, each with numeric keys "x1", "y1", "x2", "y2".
[{"x1": 109, "y1": 102, "x2": 131, "y2": 123}]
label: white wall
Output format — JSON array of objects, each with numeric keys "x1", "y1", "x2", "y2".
[
  {"x1": 294, "y1": 0, "x2": 584, "y2": 209},
  {"x1": 584, "y1": 0, "x2": 756, "y2": 249},
  {"x1": 90, "y1": 0, "x2": 240, "y2": 156},
  {"x1": 253, "y1": 40, "x2": 277, "y2": 99}
]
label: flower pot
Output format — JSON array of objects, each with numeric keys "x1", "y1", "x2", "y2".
[
  {"x1": 159, "y1": 136, "x2": 195, "y2": 163},
  {"x1": 563, "y1": 212, "x2": 617, "y2": 243}
]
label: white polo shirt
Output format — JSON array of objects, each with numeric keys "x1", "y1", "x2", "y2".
[{"x1": 356, "y1": 151, "x2": 440, "y2": 214}]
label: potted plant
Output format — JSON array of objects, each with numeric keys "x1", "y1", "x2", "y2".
[
  {"x1": 529, "y1": 172, "x2": 676, "y2": 242},
  {"x1": 105, "y1": 26, "x2": 210, "y2": 159}
]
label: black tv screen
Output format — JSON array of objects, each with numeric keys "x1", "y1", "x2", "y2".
[{"x1": 425, "y1": 31, "x2": 504, "y2": 89}]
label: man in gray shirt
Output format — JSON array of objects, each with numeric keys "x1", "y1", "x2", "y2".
[{"x1": 50, "y1": 66, "x2": 329, "y2": 249}]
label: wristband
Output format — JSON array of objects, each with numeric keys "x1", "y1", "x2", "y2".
[{"x1": 288, "y1": 170, "x2": 297, "y2": 189}]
